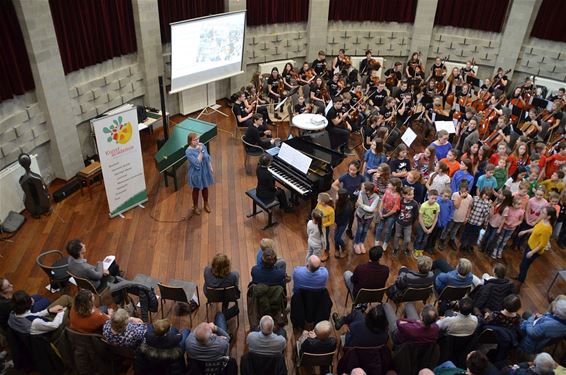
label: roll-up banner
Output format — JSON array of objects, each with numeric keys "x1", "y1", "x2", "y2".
[{"x1": 91, "y1": 107, "x2": 148, "y2": 218}]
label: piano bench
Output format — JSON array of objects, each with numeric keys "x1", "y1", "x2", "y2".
[{"x1": 245, "y1": 189, "x2": 279, "y2": 230}]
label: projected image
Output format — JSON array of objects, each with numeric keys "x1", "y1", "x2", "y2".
[{"x1": 196, "y1": 26, "x2": 243, "y2": 63}]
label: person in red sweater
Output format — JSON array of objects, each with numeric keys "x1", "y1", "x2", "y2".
[
  {"x1": 383, "y1": 303, "x2": 439, "y2": 345},
  {"x1": 539, "y1": 142, "x2": 566, "y2": 181},
  {"x1": 343, "y1": 246, "x2": 389, "y2": 299}
]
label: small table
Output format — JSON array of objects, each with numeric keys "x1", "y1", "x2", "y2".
[
  {"x1": 77, "y1": 161, "x2": 102, "y2": 199},
  {"x1": 292, "y1": 113, "x2": 328, "y2": 132}
]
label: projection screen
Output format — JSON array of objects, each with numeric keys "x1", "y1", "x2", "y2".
[{"x1": 170, "y1": 11, "x2": 246, "y2": 94}]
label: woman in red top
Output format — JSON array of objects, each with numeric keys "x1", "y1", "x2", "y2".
[{"x1": 69, "y1": 290, "x2": 111, "y2": 333}]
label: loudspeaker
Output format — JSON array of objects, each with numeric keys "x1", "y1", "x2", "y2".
[{"x1": 53, "y1": 180, "x2": 82, "y2": 202}]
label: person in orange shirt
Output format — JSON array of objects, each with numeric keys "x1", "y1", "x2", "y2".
[
  {"x1": 440, "y1": 149, "x2": 461, "y2": 177},
  {"x1": 539, "y1": 142, "x2": 566, "y2": 181},
  {"x1": 69, "y1": 290, "x2": 111, "y2": 333}
]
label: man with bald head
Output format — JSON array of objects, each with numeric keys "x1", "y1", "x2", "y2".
[
  {"x1": 292, "y1": 255, "x2": 329, "y2": 293},
  {"x1": 246, "y1": 315, "x2": 287, "y2": 356},
  {"x1": 185, "y1": 314, "x2": 230, "y2": 361}
]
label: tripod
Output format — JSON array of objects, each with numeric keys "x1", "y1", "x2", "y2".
[{"x1": 197, "y1": 83, "x2": 228, "y2": 120}]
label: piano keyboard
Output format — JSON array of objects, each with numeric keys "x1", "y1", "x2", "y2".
[{"x1": 268, "y1": 165, "x2": 311, "y2": 196}]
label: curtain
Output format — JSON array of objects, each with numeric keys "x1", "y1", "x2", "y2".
[
  {"x1": 0, "y1": 0, "x2": 35, "y2": 102},
  {"x1": 531, "y1": 0, "x2": 566, "y2": 43},
  {"x1": 328, "y1": 0, "x2": 416, "y2": 23},
  {"x1": 247, "y1": 0, "x2": 309, "y2": 26},
  {"x1": 434, "y1": 0, "x2": 509, "y2": 33},
  {"x1": 49, "y1": 0, "x2": 137, "y2": 74},
  {"x1": 158, "y1": 0, "x2": 225, "y2": 44}
]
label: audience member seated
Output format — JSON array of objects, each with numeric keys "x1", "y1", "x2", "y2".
[
  {"x1": 383, "y1": 303, "x2": 439, "y2": 345},
  {"x1": 332, "y1": 305, "x2": 389, "y2": 348},
  {"x1": 0, "y1": 277, "x2": 50, "y2": 329},
  {"x1": 185, "y1": 315, "x2": 230, "y2": 361},
  {"x1": 386, "y1": 256, "x2": 434, "y2": 302},
  {"x1": 434, "y1": 258, "x2": 474, "y2": 294},
  {"x1": 292, "y1": 255, "x2": 329, "y2": 293},
  {"x1": 8, "y1": 290, "x2": 72, "y2": 338},
  {"x1": 434, "y1": 350, "x2": 489, "y2": 375},
  {"x1": 204, "y1": 253, "x2": 240, "y2": 320},
  {"x1": 135, "y1": 319, "x2": 188, "y2": 375},
  {"x1": 436, "y1": 297, "x2": 478, "y2": 336},
  {"x1": 246, "y1": 315, "x2": 287, "y2": 356},
  {"x1": 250, "y1": 248, "x2": 286, "y2": 287},
  {"x1": 471, "y1": 263, "x2": 515, "y2": 314},
  {"x1": 297, "y1": 320, "x2": 337, "y2": 355},
  {"x1": 483, "y1": 294, "x2": 522, "y2": 332},
  {"x1": 506, "y1": 352, "x2": 559, "y2": 374},
  {"x1": 69, "y1": 289, "x2": 111, "y2": 333},
  {"x1": 102, "y1": 308, "x2": 146, "y2": 349},
  {"x1": 255, "y1": 238, "x2": 287, "y2": 273},
  {"x1": 343, "y1": 246, "x2": 389, "y2": 300},
  {"x1": 66, "y1": 239, "x2": 127, "y2": 293},
  {"x1": 520, "y1": 297, "x2": 566, "y2": 355}
]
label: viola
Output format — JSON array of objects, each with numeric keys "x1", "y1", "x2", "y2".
[
  {"x1": 305, "y1": 69, "x2": 315, "y2": 80},
  {"x1": 433, "y1": 103, "x2": 449, "y2": 117},
  {"x1": 343, "y1": 55, "x2": 352, "y2": 67},
  {"x1": 446, "y1": 92, "x2": 455, "y2": 106},
  {"x1": 278, "y1": 79, "x2": 285, "y2": 96}
]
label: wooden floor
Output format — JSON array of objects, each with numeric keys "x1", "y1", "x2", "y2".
[{"x1": 2, "y1": 99, "x2": 565, "y2": 371}]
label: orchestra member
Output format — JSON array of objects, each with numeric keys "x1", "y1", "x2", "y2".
[
  {"x1": 394, "y1": 80, "x2": 411, "y2": 102},
  {"x1": 428, "y1": 57, "x2": 447, "y2": 83},
  {"x1": 372, "y1": 81, "x2": 389, "y2": 108},
  {"x1": 256, "y1": 154, "x2": 294, "y2": 213},
  {"x1": 281, "y1": 62, "x2": 298, "y2": 91},
  {"x1": 461, "y1": 60, "x2": 476, "y2": 80},
  {"x1": 384, "y1": 62, "x2": 403, "y2": 90},
  {"x1": 186, "y1": 133, "x2": 215, "y2": 214},
  {"x1": 492, "y1": 67, "x2": 509, "y2": 93},
  {"x1": 359, "y1": 50, "x2": 374, "y2": 77},
  {"x1": 244, "y1": 114, "x2": 279, "y2": 150},
  {"x1": 311, "y1": 50, "x2": 328, "y2": 77},
  {"x1": 232, "y1": 91, "x2": 253, "y2": 128},
  {"x1": 310, "y1": 76, "x2": 327, "y2": 114},
  {"x1": 547, "y1": 87, "x2": 565, "y2": 102},
  {"x1": 294, "y1": 95, "x2": 311, "y2": 115},
  {"x1": 267, "y1": 67, "x2": 284, "y2": 118},
  {"x1": 332, "y1": 48, "x2": 346, "y2": 75},
  {"x1": 327, "y1": 73, "x2": 341, "y2": 98},
  {"x1": 326, "y1": 96, "x2": 351, "y2": 153}
]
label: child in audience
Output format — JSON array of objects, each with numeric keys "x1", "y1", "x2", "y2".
[
  {"x1": 440, "y1": 181, "x2": 473, "y2": 250},
  {"x1": 374, "y1": 178, "x2": 402, "y2": 251},
  {"x1": 514, "y1": 181, "x2": 530, "y2": 210},
  {"x1": 459, "y1": 188, "x2": 493, "y2": 253},
  {"x1": 491, "y1": 197, "x2": 525, "y2": 259},
  {"x1": 389, "y1": 144, "x2": 411, "y2": 179},
  {"x1": 393, "y1": 186, "x2": 419, "y2": 256},
  {"x1": 450, "y1": 158, "x2": 474, "y2": 193},
  {"x1": 489, "y1": 142, "x2": 509, "y2": 166},
  {"x1": 430, "y1": 188, "x2": 454, "y2": 252},
  {"x1": 306, "y1": 209, "x2": 326, "y2": 260},
  {"x1": 505, "y1": 166, "x2": 527, "y2": 194},
  {"x1": 426, "y1": 161, "x2": 451, "y2": 194},
  {"x1": 526, "y1": 164, "x2": 540, "y2": 197},
  {"x1": 512, "y1": 186, "x2": 548, "y2": 251},
  {"x1": 414, "y1": 189, "x2": 439, "y2": 257},
  {"x1": 548, "y1": 192, "x2": 561, "y2": 221},
  {"x1": 403, "y1": 170, "x2": 426, "y2": 203},
  {"x1": 481, "y1": 190, "x2": 513, "y2": 254},
  {"x1": 354, "y1": 182, "x2": 380, "y2": 255},
  {"x1": 475, "y1": 163, "x2": 497, "y2": 193},
  {"x1": 540, "y1": 171, "x2": 565, "y2": 199},
  {"x1": 554, "y1": 189, "x2": 566, "y2": 240},
  {"x1": 413, "y1": 145, "x2": 437, "y2": 183},
  {"x1": 315, "y1": 192, "x2": 334, "y2": 261},
  {"x1": 334, "y1": 188, "x2": 353, "y2": 258},
  {"x1": 363, "y1": 139, "x2": 387, "y2": 180},
  {"x1": 372, "y1": 163, "x2": 390, "y2": 197},
  {"x1": 493, "y1": 157, "x2": 508, "y2": 191},
  {"x1": 440, "y1": 149, "x2": 461, "y2": 177}
]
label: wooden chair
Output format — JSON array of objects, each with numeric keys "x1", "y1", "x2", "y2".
[
  {"x1": 344, "y1": 287, "x2": 387, "y2": 314},
  {"x1": 101, "y1": 337, "x2": 136, "y2": 374},
  {"x1": 68, "y1": 271, "x2": 109, "y2": 305},
  {"x1": 435, "y1": 285, "x2": 472, "y2": 306},
  {"x1": 241, "y1": 136, "x2": 264, "y2": 175},
  {"x1": 157, "y1": 279, "x2": 199, "y2": 327},
  {"x1": 65, "y1": 327, "x2": 111, "y2": 375},
  {"x1": 205, "y1": 285, "x2": 240, "y2": 327},
  {"x1": 389, "y1": 285, "x2": 434, "y2": 312},
  {"x1": 36, "y1": 250, "x2": 70, "y2": 292}
]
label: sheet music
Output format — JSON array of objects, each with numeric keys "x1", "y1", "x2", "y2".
[
  {"x1": 278, "y1": 142, "x2": 312, "y2": 174},
  {"x1": 435, "y1": 121, "x2": 456, "y2": 134},
  {"x1": 401, "y1": 128, "x2": 417, "y2": 147},
  {"x1": 324, "y1": 100, "x2": 333, "y2": 116},
  {"x1": 102, "y1": 255, "x2": 115, "y2": 270}
]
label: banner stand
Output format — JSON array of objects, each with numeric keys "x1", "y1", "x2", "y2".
[{"x1": 91, "y1": 108, "x2": 148, "y2": 218}]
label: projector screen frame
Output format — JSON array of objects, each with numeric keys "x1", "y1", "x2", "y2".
[{"x1": 169, "y1": 10, "x2": 247, "y2": 94}]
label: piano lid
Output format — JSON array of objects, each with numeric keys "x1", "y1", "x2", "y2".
[{"x1": 283, "y1": 133, "x2": 346, "y2": 167}]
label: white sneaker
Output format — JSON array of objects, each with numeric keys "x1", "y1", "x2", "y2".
[{"x1": 382, "y1": 242, "x2": 388, "y2": 251}]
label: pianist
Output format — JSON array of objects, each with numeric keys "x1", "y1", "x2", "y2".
[
  {"x1": 256, "y1": 154, "x2": 295, "y2": 213},
  {"x1": 244, "y1": 114, "x2": 278, "y2": 151}
]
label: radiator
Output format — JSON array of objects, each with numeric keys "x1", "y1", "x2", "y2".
[{"x1": 0, "y1": 154, "x2": 41, "y2": 222}]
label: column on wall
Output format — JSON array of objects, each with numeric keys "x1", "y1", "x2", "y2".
[
  {"x1": 494, "y1": 0, "x2": 542, "y2": 78},
  {"x1": 409, "y1": 0, "x2": 439, "y2": 63},
  {"x1": 226, "y1": 0, "x2": 248, "y2": 95},
  {"x1": 132, "y1": 0, "x2": 163, "y2": 109},
  {"x1": 13, "y1": 0, "x2": 83, "y2": 180},
  {"x1": 306, "y1": 0, "x2": 330, "y2": 62}
]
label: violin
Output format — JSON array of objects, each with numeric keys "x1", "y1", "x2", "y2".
[
  {"x1": 278, "y1": 79, "x2": 285, "y2": 96},
  {"x1": 321, "y1": 86, "x2": 330, "y2": 102},
  {"x1": 305, "y1": 69, "x2": 315, "y2": 80},
  {"x1": 343, "y1": 55, "x2": 352, "y2": 67},
  {"x1": 478, "y1": 96, "x2": 505, "y2": 138},
  {"x1": 490, "y1": 68, "x2": 512, "y2": 90},
  {"x1": 433, "y1": 103, "x2": 449, "y2": 117},
  {"x1": 368, "y1": 58, "x2": 381, "y2": 71}
]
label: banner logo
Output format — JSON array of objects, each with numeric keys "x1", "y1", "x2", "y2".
[{"x1": 103, "y1": 116, "x2": 133, "y2": 145}]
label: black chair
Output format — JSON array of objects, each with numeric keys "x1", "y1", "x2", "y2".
[
  {"x1": 478, "y1": 328, "x2": 498, "y2": 345},
  {"x1": 438, "y1": 334, "x2": 476, "y2": 368},
  {"x1": 240, "y1": 352, "x2": 287, "y2": 375},
  {"x1": 68, "y1": 271, "x2": 109, "y2": 305},
  {"x1": 241, "y1": 136, "x2": 264, "y2": 174},
  {"x1": 389, "y1": 285, "x2": 434, "y2": 312},
  {"x1": 344, "y1": 287, "x2": 387, "y2": 313},
  {"x1": 187, "y1": 356, "x2": 237, "y2": 375},
  {"x1": 36, "y1": 250, "x2": 70, "y2": 292},
  {"x1": 295, "y1": 341, "x2": 335, "y2": 374},
  {"x1": 65, "y1": 327, "x2": 111, "y2": 375},
  {"x1": 435, "y1": 285, "x2": 472, "y2": 306},
  {"x1": 205, "y1": 285, "x2": 240, "y2": 327},
  {"x1": 158, "y1": 279, "x2": 199, "y2": 327},
  {"x1": 337, "y1": 345, "x2": 392, "y2": 375}
]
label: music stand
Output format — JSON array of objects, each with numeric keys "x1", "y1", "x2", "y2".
[{"x1": 531, "y1": 97, "x2": 550, "y2": 110}]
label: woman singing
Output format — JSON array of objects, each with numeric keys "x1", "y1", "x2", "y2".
[{"x1": 186, "y1": 133, "x2": 214, "y2": 215}]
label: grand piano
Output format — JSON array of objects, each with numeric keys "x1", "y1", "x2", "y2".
[
  {"x1": 267, "y1": 132, "x2": 346, "y2": 208},
  {"x1": 154, "y1": 118, "x2": 217, "y2": 190}
]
